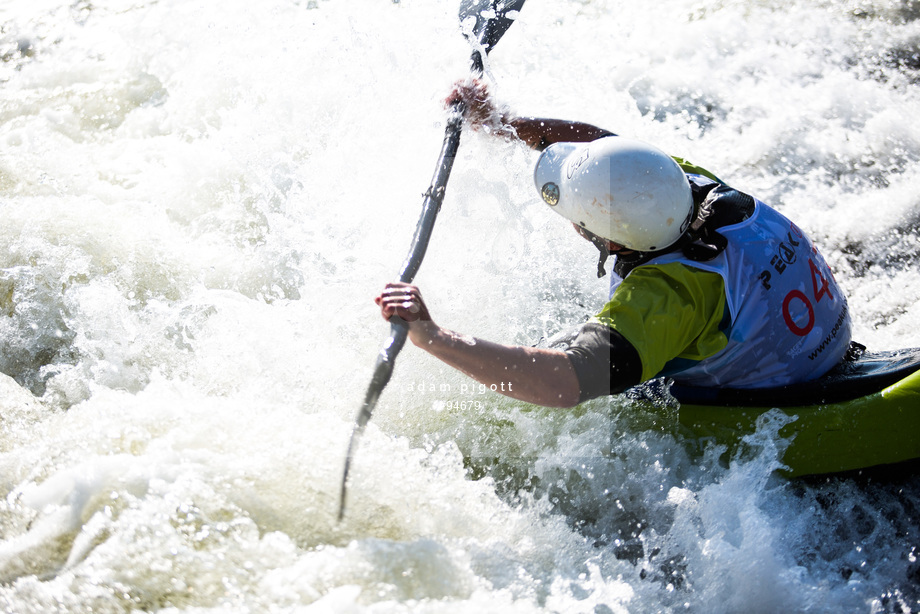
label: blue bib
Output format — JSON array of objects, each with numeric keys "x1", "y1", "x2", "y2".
[{"x1": 632, "y1": 199, "x2": 851, "y2": 388}]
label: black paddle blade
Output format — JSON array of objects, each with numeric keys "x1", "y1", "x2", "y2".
[{"x1": 459, "y1": 0, "x2": 526, "y2": 73}]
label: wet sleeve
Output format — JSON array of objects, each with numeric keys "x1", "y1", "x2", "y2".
[{"x1": 561, "y1": 322, "x2": 643, "y2": 402}]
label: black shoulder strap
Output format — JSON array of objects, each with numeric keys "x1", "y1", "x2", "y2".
[{"x1": 679, "y1": 183, "x2": 755, "y2": 262}]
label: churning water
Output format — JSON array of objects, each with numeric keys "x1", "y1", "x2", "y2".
[{"x1": 2, "y1": 0, "x2": 920, "y2": 612}]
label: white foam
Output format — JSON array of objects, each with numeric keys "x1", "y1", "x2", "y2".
[{"x1": 1, "y1": 0, "x2": 919, "y2": 611}]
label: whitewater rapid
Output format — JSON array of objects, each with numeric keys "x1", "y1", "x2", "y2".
[{"x1": 2, "y1": 0, "x2": 920, "y2": 612}]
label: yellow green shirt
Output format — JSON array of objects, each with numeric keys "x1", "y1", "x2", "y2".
[{"x1": 594, "y1": 262, "x2": 730, "y2": 382}]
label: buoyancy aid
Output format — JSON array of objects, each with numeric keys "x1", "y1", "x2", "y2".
[{"x1": 614, "y1": 175, "x2": 852, "y2": 388}]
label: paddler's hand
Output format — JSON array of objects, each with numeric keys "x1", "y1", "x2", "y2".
[
  {"x1": 375, "y1": 282, "x2": 437, "y2": 345},
  {"x1": 445, "y1": 79, "x2": 512, "y2": 137}
]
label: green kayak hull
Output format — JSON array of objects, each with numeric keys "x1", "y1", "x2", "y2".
[{"x1": 674, "y1": 360, "x2": 920, "y2": 477}]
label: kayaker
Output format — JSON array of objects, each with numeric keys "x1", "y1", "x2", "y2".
[{"x1": 375, "y1": 80, "x2": 852, "y2": 408}]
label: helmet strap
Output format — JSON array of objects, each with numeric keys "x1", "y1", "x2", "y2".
[{"x1": 591, "y1": 236, "x2": 610, "y2": 278}]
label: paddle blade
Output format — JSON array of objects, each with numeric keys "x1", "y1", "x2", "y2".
[{"x1": 459, "y1": 0, "x2": 526, "y2": 72}]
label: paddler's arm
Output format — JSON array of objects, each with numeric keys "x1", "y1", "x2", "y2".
[
  {"x1": 506, "y1": 116, "x2": 614, "y2": 151},
  {"x1": 447, "y1": 79, "x2": 615, "y2": 151},
  {"x1": 376, "y1": 283, "x2": 582, "y2": 408}
]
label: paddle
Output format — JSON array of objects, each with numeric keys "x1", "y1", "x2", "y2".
[{"x1": 337, "y1": 0, "x2": 526, "y2": 522}]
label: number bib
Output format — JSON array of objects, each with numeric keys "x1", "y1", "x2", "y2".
[{"x1": 647, "y1": 199, "x2": 851, "y2": 388}]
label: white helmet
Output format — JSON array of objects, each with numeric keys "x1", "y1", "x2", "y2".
[{"x1": 534, "y1": 136, "x2": 694, "y2": 252}]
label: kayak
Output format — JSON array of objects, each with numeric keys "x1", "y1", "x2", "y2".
[{"x1": 648, "y1": 346, "x2": 920, "y2": 477}]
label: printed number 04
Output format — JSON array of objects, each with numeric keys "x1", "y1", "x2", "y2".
[
  {"x1": 783, "y1": 258, "x2": 834, "y2": 337},
  {"x1": 782, "y1": 259, "x2": 833, "y2": 337}
]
